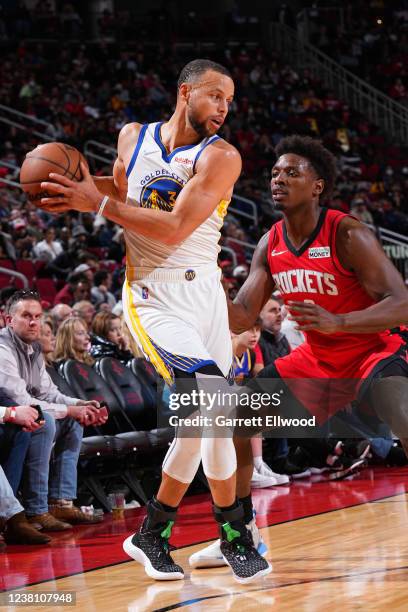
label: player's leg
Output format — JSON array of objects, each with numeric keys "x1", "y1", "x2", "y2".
[{"x1": 365, "y1": 359, "x2": 408, "y2": 457}]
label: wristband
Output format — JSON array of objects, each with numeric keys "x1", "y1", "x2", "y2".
[
  {"x1": 97, "y1": 195, "x2": 109, "y2": 217},
  {"x1": 7, "y1": 407, "x2": 17, "y2": 423}
]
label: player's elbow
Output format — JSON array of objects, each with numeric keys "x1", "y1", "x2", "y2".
[{"x1": 160, "y1": 218, "x2": 186, "y2": 245}]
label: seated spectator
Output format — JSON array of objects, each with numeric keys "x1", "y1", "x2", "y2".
[
  {"x1": 50, "y1": 303, "x2": 72, "y2": 331},
  {"x1": 53, "y1": 316, "x2": 95, "y2": 366},
  {"x1": 90, "y1": 311, "x2": 133, "y2": 362},
  {"x1": 231, "y1": 322, "x2": 289, "y2": 489},
  {"x1": 91, "y1": 270, "x2": 116, "y2": 309},
  {"x1": 40, "y1": 318, "x2": 56, "y2": 366},
  {"x1": 258, "y1": 298, "x2": 290, "y2": 364},
  {"x1": 0, "y1": 291, "x2": 106, "y2": 534},
  {"x1": 72, "y1": 300, "x2": 96, "y2": 330},
  {"x1": 33, "y1": 228, "x2": 63, "y2": 263},
  {"x1": 54, "y1": 273, "x2": 90, "y2": 306}
]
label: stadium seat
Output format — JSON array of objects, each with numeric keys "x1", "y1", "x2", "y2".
[
  {"x1": 58, "y1": 359, "x2": 136, "y2": 436},
  {"x1": 15, "y1": 259, "x2": 36, "y2": 285},
  {"x1": 59, "y1": 359, "x2": 152, "y2": 504},
  {"x1": 95, "y1": 357, "x2": 156, "y2": 430},
  {"x1": 47, "y1": 364, "x2": 114, "y2": 456},
  {"x1": 36, "y1": 278, "x2": 57, "y2": 303}
]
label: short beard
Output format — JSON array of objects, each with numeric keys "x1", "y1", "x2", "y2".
[
  {"x1": 188, "y1": 108, "x2": 212, "y2": 139},
  {"x1": 271, "y1": 200, "x2": 286, "y2": 212}
]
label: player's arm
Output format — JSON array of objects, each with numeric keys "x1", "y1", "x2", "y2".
[
  {"x1": 90, "y1": 123, "x2": 138, "y2": 202},
  {"x1": 39, "y1": 141, "x2": 242, "y2": 245},
  {"x1": 289, "y1": 219, "x2": 408, "y2": 333},
  {"x1": 228, "y1": 233, "x2": 275, "y2": 334}
]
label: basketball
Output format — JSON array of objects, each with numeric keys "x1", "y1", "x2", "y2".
[{"x1": 19, "y1": 142, "x2": 88, "y2": 204}]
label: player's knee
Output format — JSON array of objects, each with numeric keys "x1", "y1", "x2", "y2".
[
  {"x1": 201, "y1": 437, "x2": 236, "y2": 480},
  {"x1": 162, "y1": 436, "x2": 202, "y2": 484},
  {"x1": 370, "y1": 376, "x2": 408, "y2": 438}
]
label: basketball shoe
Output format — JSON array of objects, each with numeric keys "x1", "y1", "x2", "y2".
[{"x1": 123, "y1": 498, "x2": 184, "y2": 580}]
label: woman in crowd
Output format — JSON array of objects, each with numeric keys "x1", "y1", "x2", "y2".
[
  {"x1": 90, "y1": 311, "x2": 133, "y2": 362},
  {"x1": 53, "y1": 317, "x2": 94, "y2": 366},
  {"x1": 39, "y1": 318, "x2": 56, "y2": 366}
]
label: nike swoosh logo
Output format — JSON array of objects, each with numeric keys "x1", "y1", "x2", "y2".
[{"x1": 271, "y1": 250, "x2": 288, "y2": 256}]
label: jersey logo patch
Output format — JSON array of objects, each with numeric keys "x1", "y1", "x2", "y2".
[
  {"x1": 308, "y1": 246, "x2": 331, "y2": 259},
  {"x1": 185, "y1": 269, "x2": 196, "y2": 281},
  {"x1": 271, "y1": 249, "x2": 288, "y2": 256},
  {"x1": 142, "y1": 287, "x2": 149, "y2": 299},
  {"x1": 140, "y1": 176, "x2": 183, "y2": 212}
]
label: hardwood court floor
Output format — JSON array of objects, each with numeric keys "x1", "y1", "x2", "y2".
[{"x1": 1, "y1": 467, "x2": 408, "y2": 611}]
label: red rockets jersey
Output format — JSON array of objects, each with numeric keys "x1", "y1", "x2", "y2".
[{"x1": 267, "y1": 207, "x2": 405, "y2": 379}]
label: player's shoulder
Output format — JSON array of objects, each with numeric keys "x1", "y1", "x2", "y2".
[
  {"x1": 118, "y1": 122, "x2": 144, "y2": 143},
  {"x1": 198, "y1": 137, "x2": 241, "y2": 169}
]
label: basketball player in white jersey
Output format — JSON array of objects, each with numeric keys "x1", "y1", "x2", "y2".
[{"x1": 39, "y1": 59, "x2": 271, "y2": 583}]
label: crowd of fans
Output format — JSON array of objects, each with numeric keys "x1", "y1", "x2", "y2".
[
  {"x1": 1, "y1": 34, "x2": 408, "y2": 303},
  {"x1": 306, "y1": 0, "x2": 408, "y2": 105}
]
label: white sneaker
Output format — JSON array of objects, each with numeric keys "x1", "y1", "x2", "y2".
[
  {"x1": 251, "y1": 467, "x2": 277, "y2": 489},
  {"x1": 189, "y1": 514, "x2": 268, "y2": 569},
  {"x1": 258, "y1": 461, "x2": 290, "y2": 485}
]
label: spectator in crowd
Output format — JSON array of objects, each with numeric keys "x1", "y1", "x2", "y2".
[
  {"x1": 33, "y1": 227, "x2": 63, "y2": 263},
  {"x1": 91, "y1": 270, "x2": 116, "y2": 309},
  {"x1": 54, "y1": 273, "x2": 90, "y2": 306},
  {"x1": 232, "y1": 322, "x2": 290, "y2": 489},
  {"x1": 50, "y1": 303, "x2": 72, "y2": 331},
  {"x1": 258, "y1": 298, "x2": 290, "y2": 364},
  {"x1": 39, "y1": 318, "x2": 56, "y2": 366},
  {"x1": 90, "y1": 311, "x2": 133, "y2": 362},
  {"x1": 72, "y1": 300, "x2": 96, "y2": 330},
  {"x1": 53, "y1": 316, "x2": 94, "y2": 366},
  {"x1": 0, "y1": 290, "x2": 106, "y2": 534}
]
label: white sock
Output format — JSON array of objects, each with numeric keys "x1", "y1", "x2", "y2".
[{"x1": 254, "y1": 456, "x2": 263, "y2": 472}]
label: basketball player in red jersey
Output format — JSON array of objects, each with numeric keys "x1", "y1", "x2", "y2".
[{"x1": 191, "y1": 134, "x2": 408, "y2": 570}]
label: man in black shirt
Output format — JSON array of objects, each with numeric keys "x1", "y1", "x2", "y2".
[{"x1": 258, "y1": 297, "x2": 290, "y2": 364}]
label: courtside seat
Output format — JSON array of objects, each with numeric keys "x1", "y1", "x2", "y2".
[
  {"x1": 112, "y1": 430, "x2": 151, "y2": 454},
  {"x1": 58, "y1": 360, "x2": 151, "y2": 505},
  {"x1": 128, "y1": 357, "x2": 158, "y2": 408},
  {"x1": 46, "y1": 364, "x2": 114, "y2": 457},
  {"x1": 59, "y1": 359, "x2": 136, "y2": 437},
  {"x1": 95, "y1": 357, "x2": 156, "y2": 430},
  {"x1": 147, "y1": 427, "x2": 174, "y2": 450}
]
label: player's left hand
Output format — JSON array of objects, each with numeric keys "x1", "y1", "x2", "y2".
[
  {"x1": 287, "y1": 301, "x2": 344, "y2": 334},
  {"x1": 39, "y1": 162, "x2": 102, "y2": 213}
]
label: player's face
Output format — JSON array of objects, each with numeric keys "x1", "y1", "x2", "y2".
[
  {"x1": 186, "y1": 70, "x2": 234, "y2": 138},
  {"x1": 271, "y1": 154, "x2": 323, "y2": 212}
]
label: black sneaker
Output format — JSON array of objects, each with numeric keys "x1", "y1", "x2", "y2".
[
  {"x1": 385, "y1": 444, "x2": 408, "y2": 466},
  {"x1": 214, "y1": 501, "x2": 272, "y2": 583},
  {"x1": 123, "y1": 518, "x2": 184, "y2": 580},
  {"x1": 271, "y1": 456, "x2": 311, "y2": 479},
  {"x1": 328, "y1": 456, "x2": 366, "y2": 480},
  {"x1": 220, "y1": 521, "x2": 271, "y2": 584},
  {"x1": 338, "y1": 440, "x2": 371, "y2": 461}
]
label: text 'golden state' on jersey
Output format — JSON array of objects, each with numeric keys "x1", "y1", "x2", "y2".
[{"x1": 125, "y1": 122, "x2": 230, "y2": 269}]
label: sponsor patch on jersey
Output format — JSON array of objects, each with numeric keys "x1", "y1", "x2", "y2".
[
  {"x1": 185, "y1": 269, "x2": 196, "y2": 281},
  {"x1": 174, "y1": 156, "x2": 193, "y2": 165},
  {"x1": 308, "y1": 246, "x2": 331, "y2": 259},
  {"x1": 142, "y1": 287, "x2": 149, "y2": 299}
]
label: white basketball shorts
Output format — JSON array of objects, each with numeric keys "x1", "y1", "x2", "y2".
[{"x1": 122, "y1": 264, "x2": 233, "y2": 385}]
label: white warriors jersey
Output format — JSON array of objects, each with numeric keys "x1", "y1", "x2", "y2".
[{"x1": 125, "y1": 121, "x2": 230, "y2": 269}]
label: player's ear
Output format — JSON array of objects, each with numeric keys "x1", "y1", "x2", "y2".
[
  {"x1": 178, "y1": 83, "x2": 192, "y2": 104},
  {"x1": 313, "y1": 178, "x2": 324, "y2": 197}
]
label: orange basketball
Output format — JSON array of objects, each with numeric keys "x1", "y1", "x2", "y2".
[{"x1": 19, "y1": 142, "x2": 88, "y2": 204}]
